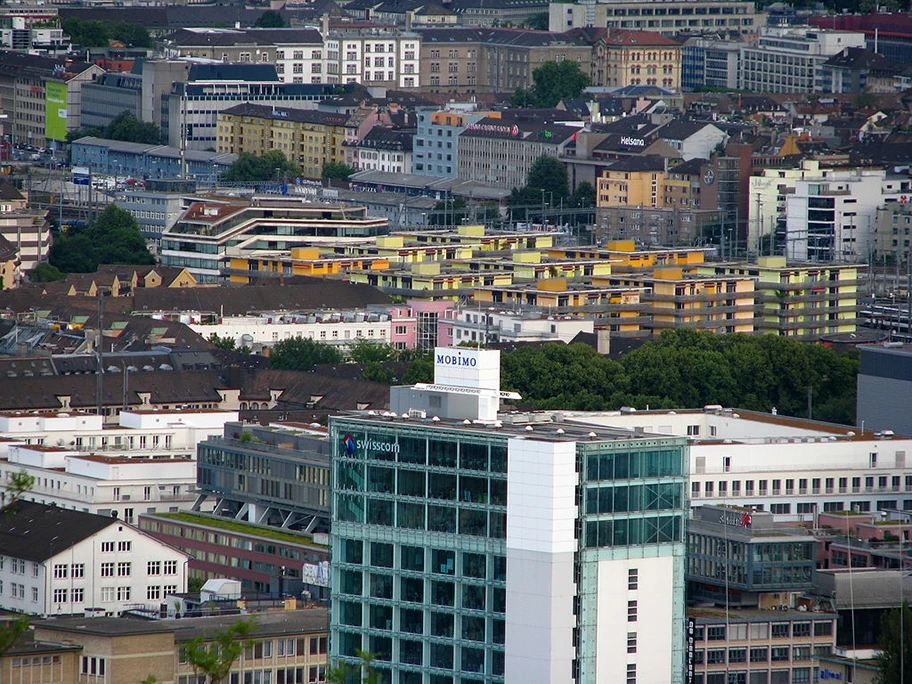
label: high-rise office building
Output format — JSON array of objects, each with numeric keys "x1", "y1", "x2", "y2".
[{"x1": 329, "y1": 348, "x2": 688, "y2": 683}]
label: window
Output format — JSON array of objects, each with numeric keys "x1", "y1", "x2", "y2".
[
  {"x1": 117, "y1": 562, "x2": 131, "y2": 577},
  {"x1": 707, "y1": 626, "x2": 726, "y2": 640},
  {"x1": 687, "y1": 425, "x2": 700, "y2": 436},
  {"x1": 628, "y1": 568, "x2": 638, "y2": 590},
  {"x1": 814, "y1": 621, "x2": 833, "y2": 636},
  {"x1": 117, "y1": 586, "x2": 131, "y2": 601},
  {"x1": 627, "y1": 663, "x2": 636, "y2": 684},
  {"x1": 750, "y1": 647, "x2": 768, "y2": 663},
  {"x1": 770, "y1": 646, "x2": 789, "y2": 662},
  {"x1": 81, "y1": 656, "x2": 106, "y2": 677},
  {"x1": 101, "y1": 541, "x2": 115, "y2": 552},
  {"x1": 53, "y1": 588, "x2": 68, "y2": 603},
  {"x1": 101, "y1": 562, "x2": 115, "y2": 577},
  {"x1": 54, "y1": 564, "x2": 68, "y2": 579},
  {"x1": 147, "y1": 585, "x2": 161, "y2": 600},
  {"x1": 71, "y1": 564, "x2": 85, "y2": 579},
  {"x1": 148, "y1": 561, "x2": 161, "y2": 576},
  {"x1": 628, "y1": 600, "x2": 637, "y2": 621},
  {"x1": 72, "y1": 588, "x2": 84, "y2": 602},
  {"x1": 627, "y1": 631, "x2": 637, "y2": 653},
  {"x1": 771, "y1": 623, "x2": 789, "y2": 638},
  {"x1": 164, "y1": 560, "x2": 178, "y2": 575},
  {"x1": 101, "y1": 587, "x2": 115, "y2": 602},
  {"x1": 118, "y1": 541, "x2": 132, "y2": 552},
  {"x1": 707, "y1": 649, "x2": 725, "y2": 664}
]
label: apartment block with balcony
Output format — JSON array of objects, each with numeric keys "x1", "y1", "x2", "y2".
[
  {"x1": 699, "y1": 256, "x2": 863, "y2": 338},
  {"x1": 160, "y1": 199, "x2": 388, "y2": 283},
  {"x1": 594, "y1": 268, "x2": 757, "y2": 335}
]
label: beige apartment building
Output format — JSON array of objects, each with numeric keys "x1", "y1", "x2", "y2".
[
  {"x1": 29, "y1": 609, "x2": 329, "y2": 684},
  {"x1": 216, "y1": 103, "x2": 348, "y2": 179},
  {"x1": 416, "y1": 27, "x2": 593, "y2": 91}
]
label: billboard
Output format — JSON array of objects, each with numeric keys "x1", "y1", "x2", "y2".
[{"x1": 44, "y1": 81, "x2": 67, "y2": 142}]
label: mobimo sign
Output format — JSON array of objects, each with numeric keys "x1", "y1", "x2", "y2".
[{"x1": 436, "y1": 352, "x2": 478, "y2": 367}]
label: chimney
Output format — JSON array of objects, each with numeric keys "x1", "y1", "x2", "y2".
[{"x1": 596, "y1": 329, "x2": 610, "y2": 355}]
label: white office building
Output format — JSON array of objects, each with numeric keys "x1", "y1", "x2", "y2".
[
  {"x1": 570, "y1": 405, "x2": 912, "y2": 523},
  {"x1": 0, "y1": 408, "x2": 238, "y2": 522},
  {"x1": 739, "y1": 27, "x2": 866, "y2": 93}
]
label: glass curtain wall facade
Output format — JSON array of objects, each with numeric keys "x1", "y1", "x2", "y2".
[
  {"x1": 330, "y1": 416, "x2": 689, "y2": 684},
  {"x1": 332, "y1": 418, "x2": 507, "y2": 684}
]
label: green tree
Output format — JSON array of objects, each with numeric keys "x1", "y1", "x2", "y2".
[
  {"x1": 61, "y1": 18, "x2": 109, "y2": 47},
  {"x1": 6, "y1": 471, "x2": 36, "y2": 507},
  {"x1": 401, "y1": 353, "x2": 433, "y2": 385},
  {"x1": 62, "y1": 18, "x2": 151, "y2": 47},
  {"x1": 269, "y1": 337, "x2": 343, "y2": 371},
  {"x1": 110, "y1": 21, "x2": 152, "y2": 48},
  {"x1": 322, "y1": 161, "x2": 356, "y2": 181},
  {"x1": 875, "y1": 603, "x2": 912, "y2": 684},
  {"x1": 49, "y1": 205, "x2": 154, "y2": 274},
  {"x1": 102, "y1": 111, "x2": 162, "y2": 145},
  {"x1": 208, "y1": 333, "x2": 237, "y2": 352},
  {"x1": 511, "y1": 88, "x2": 535, "y2": 108},
  {"x1": 184, "y1": 617, "x2": 256, "y2": 684},
  {"x1": 516, "y1": 60, "x2": 591, "y2": 109},
  {"x1": 222, "y1": 151, "x2": 300, "y2": 183},
  {"x1": 522, "y1": 12, "x2": 549, "y2": 30},
  {"x1": 326, "y1": 650, "x2": 382, "y2": 684},
  {"x1": 254, "y1": 10, "x2": 286, "y2": 27},
  {"x1": 29, "y1": 262, "x2": 66, "y2": 282},
  {"x1": 0, "y1": 615, "x2": 30, "y2": 659},
  {"x1": 348, "y1": 340, "x2": 396, "y2": 364},
  {"x1": 509, "y1": 155, "x2": 570, "y2": 209},
  {"x1": 569, "y1": 181, "x2": 595, "y2": 208}
]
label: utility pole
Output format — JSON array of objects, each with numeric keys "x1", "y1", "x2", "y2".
[{"x1": 96, "y1": 293, "x2": 104, "y2": 419}]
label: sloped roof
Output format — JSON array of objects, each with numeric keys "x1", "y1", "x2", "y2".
[
  {"x1": 0, "y1": 181, "x2": 25, "y2": 201},
  {"x1": 132, "y1": 281, "x2": 391, "y2": 314},
  {"x1": 220, "y1": 102, "x2": 348, "y2": 126},
  {"x1": 0, "y1": 501, "x2": 116, "y2": 562},
  {"x1": 602, "y1": 29, "x2": 681, "y2": 47}
]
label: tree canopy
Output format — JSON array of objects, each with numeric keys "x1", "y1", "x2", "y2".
[
  {"x1": 69, "y1": 111, "x2": 163, "y2": 145},
  {"x1": 62, "y1": 18, "x2": 152, "y2": 47},
  {"x1": 184, "y1": 617, "x2": 255, "y2": 684},
  {"x1": 512, "y1": 60, "x2": 591, "y2": 108},
  {"x1": 508, "y1": 155, "x2": 570, "y2": 207},
  {"x1": 29, "y1": 262, "x2": 66, "y2": 283},
  {"x1": 269, "y1": 337, "x2": 343, "y2": 371},
  {"x1": 322, "y1": 161, "x2": 356, "y2": 181},
  {"x1": 875, "y1": 603, "x2": 912, "y2": 684},
  {"x1": 254, "y1": 10, "x2": 286, "y2": 27},
  {"x1": 49, "y1": 205, "x2": 154, "y2": 274},
  {"x1": 222, "y1": 151, "x2": 300, "y2": 183},
  {"x1": 499, "y1": 329, "x2": 859, "y2": 425}
]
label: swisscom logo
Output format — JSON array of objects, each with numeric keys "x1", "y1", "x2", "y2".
[{"x1": 342, "y1": 434, "x2": 400, "y2": 455}]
